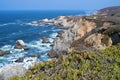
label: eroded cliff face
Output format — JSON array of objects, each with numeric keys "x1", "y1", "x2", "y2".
[
  {"x1": 49, "y1": 16, "x2": 98, "y2": 57},
  {"x1": 49, "y1": 14, "x2": 120, "y2": 57},
  {"x1": 50, "y1": 16, "x2": 83, "y2": 56},
  {"x1": 76, "y1": 19, "x2": 96, "y2": 40}
]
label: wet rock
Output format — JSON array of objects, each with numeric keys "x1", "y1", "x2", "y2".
[
  {"x1": 50, "y1": 44, "x2": 54, "y2": 47},
  {"x1": 15, "y1": 57, "x2": 24, "y2": 62},
  {"x1": 14, "y1": 40, "x2": 29, "y2": 50},
  {"x1": 0, "y1": 50, "x2": 10, "y2": 56},
  {"x1": 30, "y1": 54, "x2": 40, "y2": 58},
  {"x1": 42, "y1": 37, "x2": 50, "y2": 43}
]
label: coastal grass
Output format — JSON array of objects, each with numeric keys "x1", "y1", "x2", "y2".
[{"x1": 9, "y1": 43, "x2": 120, "y2": 80}]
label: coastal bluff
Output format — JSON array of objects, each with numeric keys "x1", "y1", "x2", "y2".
[{"x1": 48, "y1": 6, "x2": 120, "y2": 58}]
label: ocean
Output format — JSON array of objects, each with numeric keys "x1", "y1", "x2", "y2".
[{"x1": 0, "y1": 10, "x2": 87, "y2": 69}]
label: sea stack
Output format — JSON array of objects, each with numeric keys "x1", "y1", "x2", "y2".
[{"x1": 14, "y1": 40, "x2": 29, "y2": 50}]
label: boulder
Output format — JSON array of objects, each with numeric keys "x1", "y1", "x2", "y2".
[
  {"x1": 41, "y1": 37, "x2": 50, "y2": 43},
  {"x1": 48, "y1": 50, "x2": 58, "y2": 58},
  {"x1": 14, "y1": 40, "x2": 29, "y2": 50},
  {"x1": 0, "y1": 50, "x2": 10, "y2": 56},
  {"x1": 15, "y1": 57, "x2": 24, "y2": 62},
  {"x1": 30, "y1": 54, "x2": 40, "y2": 58}
]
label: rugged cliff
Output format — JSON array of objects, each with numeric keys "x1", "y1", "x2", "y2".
[{"x1": 49, "y1": 6, "x2": 120, "y2": 57}]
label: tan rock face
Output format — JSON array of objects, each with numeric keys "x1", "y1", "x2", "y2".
[
  {"x1": 84, "y1": 33, "x2": 112, "y2": 50},
  {"x1": 76, "y1": 19, "x2": 96, "y2": 40},
  {"x1": 103, "y1": 22, "x2": 111, "y2": 27}
]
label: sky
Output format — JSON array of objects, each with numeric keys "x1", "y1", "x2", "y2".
[{"x1": 0, "y1": 0, "x2": 120, "y2": 10}]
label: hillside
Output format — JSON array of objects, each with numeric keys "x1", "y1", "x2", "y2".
[{"x1": 97, "y1": 6, "x2": 120, "y2": 17}]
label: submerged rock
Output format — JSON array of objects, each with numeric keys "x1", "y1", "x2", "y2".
[
  {"x1": 0, "y1": 50, "x2": 10, "y2": 56},
  {"x1": 14, "y1": 40, "x2": 29, "y2": 50},
  {"x1": 0, "y1": 64, "x2": 27, "y2": 80}
]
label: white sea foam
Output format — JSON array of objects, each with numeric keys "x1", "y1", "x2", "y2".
[
  {"x1": 52, "y1": 29, "x2": 62, "y2": 32},
  {"x1": 0, "y1": 23, "x2": 16, "y2": 27},
  {"x1": 0, "y1": 45, "x2": 12, "y2": 51},
  {"x1": 49, "y1": 32, "x2": 58, "y2": 38},
  {"x1": 23, "y1": 57, "x2": 40, "y2": 69},
  {"x1": 26, "y1": 23, "x2": 39, "y2": 26}
]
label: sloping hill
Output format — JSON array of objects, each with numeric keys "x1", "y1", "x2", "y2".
[{"x1": 97, "y1": 6, "x2": 120, "y2": 17}]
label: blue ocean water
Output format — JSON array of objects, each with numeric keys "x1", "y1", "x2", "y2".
[{"x1": 0, "y1": 10, "x2": 86, "y2": 69}]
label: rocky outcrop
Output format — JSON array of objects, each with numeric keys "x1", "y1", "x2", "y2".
[
  {"x1": 14, "y1": 40, "x2": 28, "y2": 50},
  {"x1": 15, "y1": 57, "x2": 24, "y2": 62},
  {"x1": 48, "y1": 16, "x2": 97, "y2": 57},
  {"x1": 70, "y1": 25, "x2": 120, "y2": 52},
  {"x1": 50, "y1": 16, "x2": 82, "y2": 54},
  {"x1": 84, "y1": 33, "x2": 112, "y2": 50},
  {"x1": 0, "y1": 50, "x2": 10, "y2": 56},
  {"x1": 41, "y1": 37, "x2": 50, "y2": 43}
]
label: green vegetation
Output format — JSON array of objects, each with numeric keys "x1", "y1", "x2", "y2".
[{"x1": 9, "y1": 43, "x2": 120, "y2": 80}]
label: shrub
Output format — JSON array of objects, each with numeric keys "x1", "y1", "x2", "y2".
[{"x1": 9, "y1": 44, "x2": 120, "y2": 80}]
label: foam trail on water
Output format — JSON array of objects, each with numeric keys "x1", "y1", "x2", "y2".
[
  {"x1": 0, "y1": 23, "x2": 16, "y2": 27},
  {"x1": 49, "y1": 32, "x2": 58, "y2": 38}
]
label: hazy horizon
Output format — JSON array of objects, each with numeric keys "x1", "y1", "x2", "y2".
[{"x1": 0, "y1": 0, "x2": 120, "y2": 11}]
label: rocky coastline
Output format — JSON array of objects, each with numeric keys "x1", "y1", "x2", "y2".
[
  {"x1": 48, "y1": 6, "x2": 120, "y2": 58},
  {"x1": 28, "y1": 6, "x2": 120, "y2": 58}
]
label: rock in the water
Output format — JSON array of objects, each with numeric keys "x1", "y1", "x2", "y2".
[
  {"x1": 15, "y1": 57, "x2": 24, "y2": 62},
  {"x1": 30, "y1": 54, "x2": 40, "y2": 58},
  {"x1": 0, "y1": 50, "x2": 10, "y2": 56},
  {"x1": 31, "y1": 21, "x2": 38, "y2": 24},
  {"x1": 42, "y1": 37, "x2": 50, "y2": 43},
  {"x1": 14, "y1": 40, "x2": 29, "y2": 50},
  {"x1": 0, "y1": 64, "x2": 27, "y2": 80}
]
